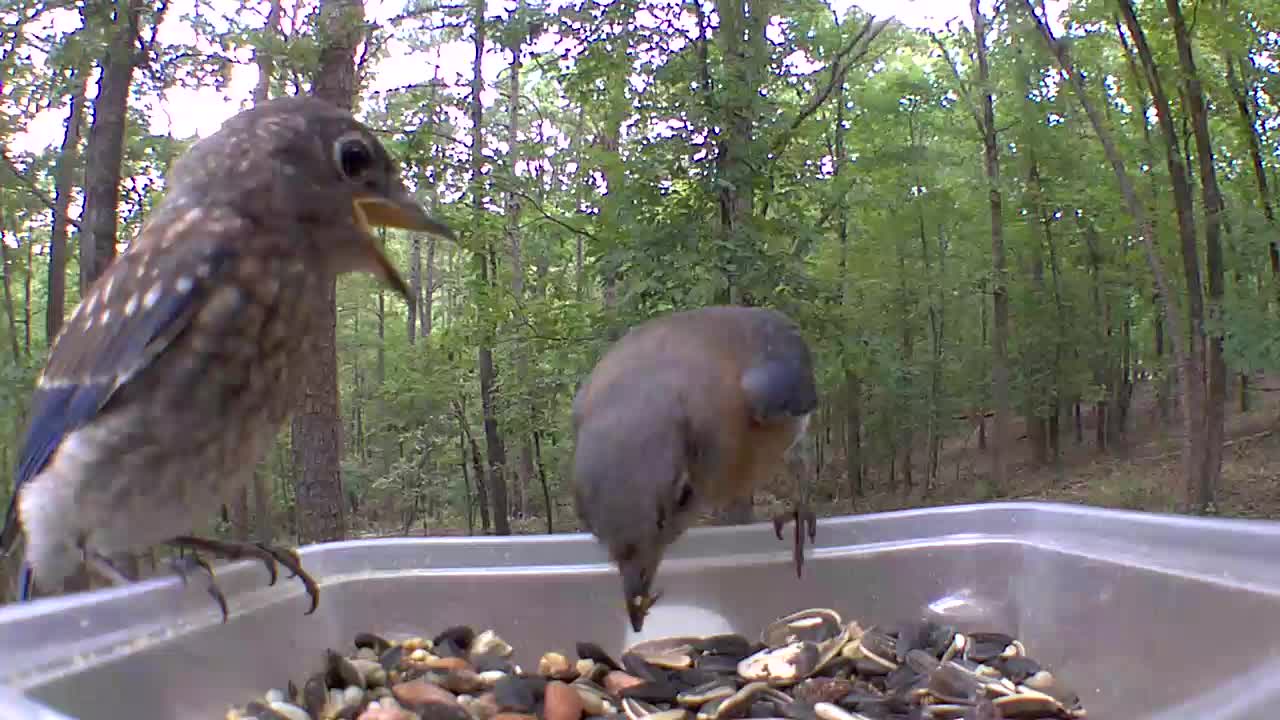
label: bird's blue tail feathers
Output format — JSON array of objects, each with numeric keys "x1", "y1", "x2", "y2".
[{"x1": 17, "y1": 563, "x2": 33, "y2": 601}]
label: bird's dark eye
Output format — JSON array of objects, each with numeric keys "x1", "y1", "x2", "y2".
[
  {"x1": 676, "y1": 482, "x2": 694, "y2": 509},
  {"x1": 336, "y1": 137, "x2": 374, "y2": 179}
]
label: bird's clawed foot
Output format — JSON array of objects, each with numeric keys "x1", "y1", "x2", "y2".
[
  {"x1": 167, "y1": 536, "x2": 320, "y2": 616},
  {"x1": 770, "y1": 503, "x2": 817, "y2": 578},
  {"x1": 169, "y1": 553, "x2": 230, "y2": 622}
]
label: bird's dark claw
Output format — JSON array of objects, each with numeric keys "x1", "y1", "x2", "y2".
[
  {"x1": 169, "y1": 554, "x2": 230, "y2": 622},
  {"x1": 627, "y1": 589, "x2": 663, "y2": 633},
  {"x1": 176, "y1": 536, "x2": 281, "y2": 585},
  {"x1": 262, "y1": 545, "x2": 319, "y2": 614},
  {"x1": 168, "y1": 536, "x2": 320, "y2": 615},
  {"x1": 770, "y1": 504, "x2": 817, "y2": 578}
]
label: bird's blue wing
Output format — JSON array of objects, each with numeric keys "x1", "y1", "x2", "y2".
[
  {"x1": 740, "y1": 311, "x2": 819, "y2": 422},
  {"x1": 2, "y1": 227, "x2": 238, "y2": 557}
]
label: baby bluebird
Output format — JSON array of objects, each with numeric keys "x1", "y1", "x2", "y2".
[{"x1": 1, "y1": 96, "x2": 454, "y2": 618}]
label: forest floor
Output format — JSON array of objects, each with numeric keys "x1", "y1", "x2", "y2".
[
  {"x1": 779, "y1": 371, "x2": 1280, "y2": 523},
  {"x1": 830, "y1": 396, "x2": 1280, "y2": 520}
]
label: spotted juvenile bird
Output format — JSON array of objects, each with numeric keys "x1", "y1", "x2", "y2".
[
  {"x1": 571, "y1": 305, "x2": 819, "y2": 631},
  {"x1": 0, "y1": 95, "x2": 454, "y2": 617}
]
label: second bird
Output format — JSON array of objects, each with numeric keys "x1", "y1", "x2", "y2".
[
  {"x1": 571, "y1": 305, "x2": 820, "y2": 632},
  {"x1": 1, "y1": 96, "x2": 454, "y2": 618}
]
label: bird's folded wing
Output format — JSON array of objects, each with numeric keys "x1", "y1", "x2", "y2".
[
  {"x1": 2, "y1": 226, "x2": 240, "y2": 553},
  {"x1": 740, "y1": 316, "x2": 819, "y2": 423}
]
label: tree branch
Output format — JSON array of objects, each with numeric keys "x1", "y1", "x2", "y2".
[
  {"x1": 499, "y1": 181, "x2": 599, "y2": 243},
  {"x1": 927, "y1": 30, "x2": 984, "y2": 133},
  {"x1": 0, "y1": 150, "x2": 82, "y2": 229},
  {"x1": 769, "y1": 16, "x2": 894, "y2": 158}
]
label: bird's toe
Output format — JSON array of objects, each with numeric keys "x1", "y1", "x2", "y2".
[
  {"x1": 170, "y1": 535, "x2": 280, "y2": 586},
  {"x1": 769, "y1": 503, "x2": 817, "y2": 579},
  {"x1": 169, "y1": 554, "x2": 230, "y2": 622},
  {"x1": 259, "y1": 543, "x2": 320, "y2": 614},
  {"x1": 168, "y1": 535, "x2": 319, "y2": 615}
]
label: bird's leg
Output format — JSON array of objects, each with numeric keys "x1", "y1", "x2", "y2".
[
  {"x1": 83, "y1": 550, "x2": 137, "y2": 587},
  {"x1": 168, "y1": 553, "x2": 230, "y2": 622},
  {"x1": 167, "y1": 535, "x2": 319, "y2": 615},
  {"x1": 84, "y1": 546, "x2": 230, "y2": 621},
  {"x1": 770, "y1": 437, "x2": 818, "y2": 578}
]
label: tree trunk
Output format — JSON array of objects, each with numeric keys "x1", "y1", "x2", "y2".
[
  {"x1": 1153, "y1": 291, "x2": 1171, "y2": 422},
  {"x1": 1117, "y1": 0, "x2": 1210, "y2": 513},
  {"x1": 971, "y1": 0, "x2": 1010, "y2": 494},
  {"x1": 293, "y1": 0, "x2": 364, "y2": 543},
  {"x1": 254, "y1": 0, "x2": 281, "y2": 102},
  {"x1": 469, "y1": 0, "x2": 510, "y2": 536},
  {"x1": 442, "y1": 243, "x2": 455, "y2": 322},
  {"x1": 1024, "y1": 164, "x2": 1049, "y2": 468},
  {"x1": 402, "y1": 495, "x2": 419, "y2": 536},
  {"x1": 591, "y1": 22, "x2": 632, "y2": 335},
  {"x1": 1115, "y1": 314, "x2": 1133, "y2": 445},
  {"x1": 712, "y1": 0, "x2": 769, "y2": 304},
  {"x1": 351, "y1": 339, "x2": 365, "y2": 459},
  {"x1": 408, "y1": 235, "x2": 420, "y2": 344},
  {"x1": 0, "y1": 234, "x2": 21, "y2": 364},
  {"x1": 80, "y1": 0, "x2": 142, "y2": 289},
  {"x1": 407, "y1": 83, "x2": 441, "y2": 344},
  {"x1": 503, "y1": 26, "x2": 536, "y2": 523},
  {"x1": 458, "y1": 428, "x2": 474, "y2": 535},
  {"x1": 46, "y1": 60, "x2": 88, "y2": 343},
  {"x1": 423, "y1": 233, "x2": 436, "y2": 338},
  {"x1": 22, "y1": 238, "x2": 31, "y2": 357},
  {"x1": 571, "y1": 108, "x2": 590, "y2": 302},
  {"x1": 1112, "y1": 16, "x2": 1176, "y2": 429},
  {"x1": 918, "y1": 199, "x2": 941, "y2": 486},
  {"x1": 1037, "y1": 170, "x2": 1066, "y2": 465},
  {"x1": 929, "y1": 225, "x2": 948, "y2": 485},
  {"x1": 1105, "y1": 303, "x2": 1129, "y2": 452},
  {"x1": 534, "y1": 431, "x2": 553, "y2": 534},
  {"x1": 845, "y1": 371, "x2": 862, "y2": 503},
  {"x1": 977, "y1": 287, "x2": 988, "y2": 453},
  {"x1": 1167, "y1": 0, "x2": 1225, "y2": 511},
  {"x1": 1073, "y1": 401, "x2": 1082, "y2": 445},
  {"x1": 896, "y1": 234, "x2": 913, "y2": 492},
  {"x1": 1081, "y1": 216, "x2": 1110, "y2": 453},
  {"x1": 833, "y1": 80, "x2": 863, "y2": 506},
  {"x1": 1048, "y1": 402, "x2": 1060, "y2": 463},
  {"x1": 451, "y1": 397, "x2": 487, "y2": 534},
  {"x1": 469, "y1": 435, "x2": 490, "y2": 534},
  {"x1": 230, "y1": 477, "x2": 251, "y2": 541}
]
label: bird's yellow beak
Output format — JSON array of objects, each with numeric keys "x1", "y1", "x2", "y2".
[{"x1": 351, "y1": 187, "x2": 455, "y2": 302}]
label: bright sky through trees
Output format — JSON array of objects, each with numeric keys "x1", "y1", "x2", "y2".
[{"x1": 10, "y1": 0, "x2": 1032, "y2": 155}]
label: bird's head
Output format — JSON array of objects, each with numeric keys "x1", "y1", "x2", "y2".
[
  {"x1": 571, "y1": 392, "x2": 703, "y2": 631},
  {"x1": 166, "y1": 95, "x2": 454, "y2": 301}
]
